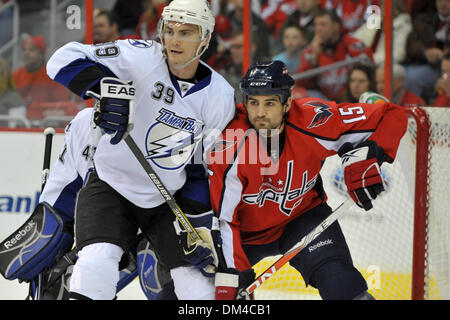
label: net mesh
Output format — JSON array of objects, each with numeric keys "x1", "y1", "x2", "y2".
[{"x1": 252, "y1": 107, "x2": 450, "y2": 300}]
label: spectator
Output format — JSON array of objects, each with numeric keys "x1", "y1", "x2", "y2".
[
  {"x1": 111, "y1": 0, "x2": 144, "y2": 36},
  {"x1": 353, "y1": 0, "x2": 412, "y2": 67},
  {"x1": 345, "y1": 63, "x2": 376, "y2": 103},
  {"x1": 408, "y1": 0, "x2": 435, "y2": 19},
  {"x1": 218, "y1": 31, "x2": 256, "y2": 102},
  {"x1": 0, "y1": 57, "x2": 25, "y2": 127},
  {"x1": 376, "y1": 64, "x2": 426, "y2": 107},
  {"x1": 260, "y1": 0, "x2": 297, "y2": 39},
  {"x1": 136, "y1": 0, "x2": 167, "y2": 40},
  {"x1": 320, "y1": 0, "x2": 379, "y2": 35},
  {"x1": 404, "y1": 0, "x2": 450, "y2": 103},
  {"x1": 94, "y1": 10, "x2": 141, "y2": 45},
  {"x1": 225, "y1": 0, "x2": 271, "y2": 60},
  {"x1": 93, "y1": 10, "x2": 121, "y2": 44},
  {"x1": 0, "y1": 1, "x2": 13, "y2": 48},
  {"x1": 273, "y1": 24, "x2": 307, "y2": 74},
  {"x1": 295, "y1": 8, "x2": 373, "y2": 102},
  {"x1": 284, "y1": 0, "x2": 321, "y2": 43},
  {"x1": 434, "y1": 52, "x2": 450, "y2": 107},
  {"x1": 12, "y1": 36, "x2": 72, "y2": 120},
  {"x1": 207, "y1": 15, "x2": 234, "y2": 72}
]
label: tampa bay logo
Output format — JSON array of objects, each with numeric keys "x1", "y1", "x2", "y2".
[
  {"x1": 145, "y1": 108, "x2": 203, "y2": 170},
  {"x1": 305, "y1": 101, "x2": 333, "y2": 128}
]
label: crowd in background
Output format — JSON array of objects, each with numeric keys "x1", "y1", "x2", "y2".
[{"x1": 0, "y1": 0, "x2": 450, "y2": 128}]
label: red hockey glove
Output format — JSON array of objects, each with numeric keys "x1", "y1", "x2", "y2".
[
  {"x1": 338, "y1": 141, "x2": 386, "y2": 211},
  {"x1": 215, "y1": 268, "x2": 255, "y2": 300}
]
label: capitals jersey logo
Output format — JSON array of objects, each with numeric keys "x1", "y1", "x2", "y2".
[
  {"x1": 145, "y1": 108, "x2": 203, "y2": 170},
  {"x1": 242, "y1": 160, "x2": 318, "y2": 216},
  {"x1": 306, "y1": 101, "x2": 333, "y2": 128}
]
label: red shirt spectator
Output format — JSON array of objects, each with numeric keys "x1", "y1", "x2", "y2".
[
  {"x1": 296, "y1": 10, "x2": 373, "y2": 101},
  {"x1": 136, "y1": 1, "x2": 166, "y2": 40},
  {"x1": 433, "y1": 52, "x2": 450, "y2": 107},
  {"x1": 375, "y1": 63, "x2": 425, "y2": 107},
  {"x1": 320, "y1": 0, "x2": 380, "y2": 34},
  {"x1": 398, "y1": 90, "x2": 426, "y2": 107},
  {"x1": 12, "y1": 36, "x2": 71, "y2": 119},
  {"x1": 260, "y1": 0, "x2": 297, "y2": 38},
  {"x1": 433, "y1": 92, "x2": 450, "y2": 107}
]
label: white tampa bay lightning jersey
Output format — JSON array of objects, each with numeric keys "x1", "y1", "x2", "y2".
[
  {"x1": 46, "y1": 39, "x2": 235, "y2": 208},
  {"x1": 39, "y1": 108, "x2": 97, "y2": 223}
]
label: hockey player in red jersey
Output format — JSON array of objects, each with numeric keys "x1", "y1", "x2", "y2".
[{"x1": 209, "y1": 60, "x2": 408, "y2": 300}]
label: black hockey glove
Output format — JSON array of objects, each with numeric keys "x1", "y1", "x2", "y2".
[{"x1": 86, "y1": 77, "x2": 135, "y2": 145}]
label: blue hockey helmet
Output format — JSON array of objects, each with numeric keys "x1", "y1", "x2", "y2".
[{"x1": 239, "y1": 60, "x2": 295, "y2": 104}]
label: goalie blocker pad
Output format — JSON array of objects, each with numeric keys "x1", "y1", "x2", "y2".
[{"x1": 0, "y1": 202, "x2": 73, "y2": 281}]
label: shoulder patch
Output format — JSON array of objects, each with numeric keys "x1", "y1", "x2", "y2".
[
  {"x1": 128, "y1": 39, "x2": 154, "y2": 48},
  {"x1": 304, "y1": 100, "x2": 333, "y2": 128}
]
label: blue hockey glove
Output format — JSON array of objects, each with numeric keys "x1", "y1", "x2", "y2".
[{"x1": 86, "y1": 77, "x2": 135, "y2": 145}]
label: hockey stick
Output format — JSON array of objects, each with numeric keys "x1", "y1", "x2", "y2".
[
  {"x1": 30, "y1": 127, "x2": 55, "y2": 300},
  {"x1": 123, "y1": 135, "x2": 202, "y2": 243},
  {"x1": 41, "y1": 127, "x2": 55, "y2": 192},
  {"x1": 239, "y1": 198, "x2": 353, "y2": 299}
]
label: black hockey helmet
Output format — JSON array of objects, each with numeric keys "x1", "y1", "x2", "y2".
[{"x1": 239, "y1": 60, "x2": 295, "y2": 104}]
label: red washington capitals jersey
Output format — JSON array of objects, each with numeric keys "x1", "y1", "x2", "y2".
[{"x1": 208, "y1": 97, "x2": 407, "y2": 270}]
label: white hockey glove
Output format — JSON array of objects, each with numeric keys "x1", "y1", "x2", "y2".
[
  {"x1": 359, "y1": 91, "x2": 389, "y2": 104},
  {"x1": 338, "y1": 140, "x2": 386, "y2": 211},
  {"x1": 175, "y1": 211, "x2": 221, "y2": 277},
  {"x1": 86, "y1": 77, "x2": 135, "y2": 145}
]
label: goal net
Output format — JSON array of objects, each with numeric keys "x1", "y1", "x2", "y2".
[{"x1": 252, "y1": 106, "x2": 450, "y2": 300}]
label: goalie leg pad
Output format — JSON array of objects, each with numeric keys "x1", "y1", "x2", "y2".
[
  {"x1": 116, "y1": 252, "x2": 138, "y2": 293},
  {"x1": 137, "y1": 237, "x2": 174, "y2": 300},
  {"x1": 0, "y1": 202, "x2": 73, "y2": 281}
]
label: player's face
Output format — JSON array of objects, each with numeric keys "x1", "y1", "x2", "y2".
[
  {"x1": 163, "y1": 21, "x2": 203, "y2": 68},
  {"x1": 245, "y1": 95, "x2": 291, "y2": 135}
]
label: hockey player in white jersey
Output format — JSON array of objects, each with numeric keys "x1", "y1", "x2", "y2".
[
  {"x1": 46, "y1": 0, "x2": 235, "y2": 300},
  {"x1": 0, "y1": 108, "x2": 176, "y2": 300}
]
